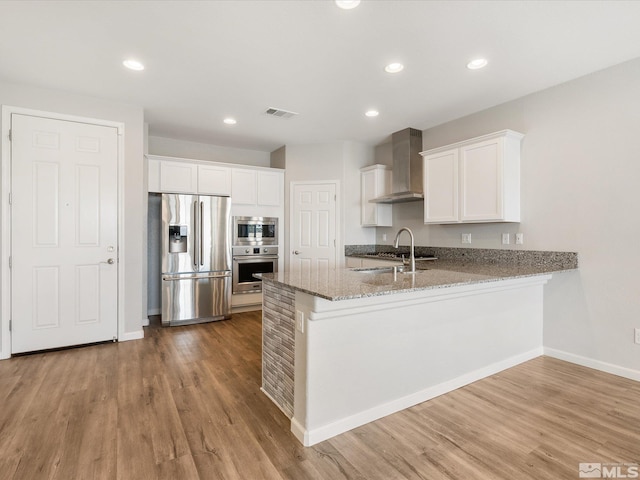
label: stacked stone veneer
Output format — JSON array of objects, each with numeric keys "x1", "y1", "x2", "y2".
[{"x1": 262, "y1": 280, "x2": 295, "y2": 418}]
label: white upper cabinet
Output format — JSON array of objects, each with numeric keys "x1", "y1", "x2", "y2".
[
  {"x1": 257, "y1": 171, "x2": 282, "y2": 206},
  {"x1": 148, "y1": 155, "x2": 230, "y2": 195},
  {"x1": 423, "y1": 149, "x2": 459, "y2": 223},
  {"x1": 148, "y1": 156, "x2": 283, "y2": 209},
  {"x1": 159, "y1": 160, "x2": 198, "y2": 193},
  {"x1": 422, "y1": 130, "x2": 523, "y2": 224},
  {"x1": 198, "y1": 164, "x2": 231, "y2": 195},
  {"x1": 232, "y1": 168, "x2": 283, "y2": 207},
  {"x1": 360, "y1": 165, "x2": 392, "y2": 227},
  {"x1": 231, "y1": 168, "x2": 257, "y2": 205}
]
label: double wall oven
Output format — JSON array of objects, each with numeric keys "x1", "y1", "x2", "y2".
[{"x1": 232, "y1": 216, "x2": 278, "y2": 294}]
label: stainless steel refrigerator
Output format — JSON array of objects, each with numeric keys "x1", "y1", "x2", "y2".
[{"x1": 161, "y1": 194, "x2": 232, "y2": 326}]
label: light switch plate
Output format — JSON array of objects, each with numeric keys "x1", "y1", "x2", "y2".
[
  {"x1": 515, "y1": 233, "x2": 524, "y2": 245},
  {"x1": 502, "y1": 233, "x2": 510, "y2": 245}
]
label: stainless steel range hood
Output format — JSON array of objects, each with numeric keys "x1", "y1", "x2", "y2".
[{"x1": 371, "y1": 128, "x2": 424, "y2": 204}]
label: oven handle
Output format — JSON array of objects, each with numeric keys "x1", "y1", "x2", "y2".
[{"x1": 233, "y1": 255, "x2": 279, "y2": 262}]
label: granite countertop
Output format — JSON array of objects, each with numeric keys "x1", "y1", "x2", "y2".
[
  {"x1": 348, "y1": 253, "x2": 437, "y2": 261},
  {"x1": 260, "y1": 258, "x2": 577, "y2": 302}
]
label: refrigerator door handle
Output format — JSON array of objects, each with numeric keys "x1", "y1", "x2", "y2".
[
  {"x1": 193, "y1": 200, "x2": 198, "y2": 267},
  {"x1": 200, "y1": 201, "x2": 204, "y2": 266},
  {"x1": 162, "y1": 271, "x2": 232, "y2": 281}
]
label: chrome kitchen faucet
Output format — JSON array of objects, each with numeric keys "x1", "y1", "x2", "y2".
[{"x1": 393, "y1": 227, "x2": 416, "y2": 274}]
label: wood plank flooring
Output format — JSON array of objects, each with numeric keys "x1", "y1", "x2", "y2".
[{"x1": 0, "y1": 311, "x2": 638, "y2": 479}]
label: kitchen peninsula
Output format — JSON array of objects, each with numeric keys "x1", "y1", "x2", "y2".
[{"x1": 260, "y1": 248, "x2": 578, "y2": 446}]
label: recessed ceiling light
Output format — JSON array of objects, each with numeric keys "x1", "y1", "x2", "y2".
[
  {"x1": 335, "y1": 0, "x2": 360, "y2": 9},
  {"x1": 122, "y1": 59, "x2": 144, "y2": 71},
  {"x1": 467, "y1": 58, "x2": 488, "y2": 70},
  {"x1": 365, "y1": 110, "x2": 379, "y2": 117},
  {"x1": 223, "y1": 118, "x2": 237, "y2": 125},
  {"x1": 384, "y1": 63, "x2": 404, "y2": 74}
]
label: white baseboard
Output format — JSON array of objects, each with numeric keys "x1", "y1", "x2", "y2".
[
  {"x1": 291, "y1": 417, "x2": 309, "y2": 446},
  {"x1": 544, "y1": 347, "x2": 640, "y2": 382},
  {"x1": 119, "y1": 329, "x2": 144, "y2": 342},
  {"x1": 294, "y1": 347, "x2": 543, "y2": 447}
]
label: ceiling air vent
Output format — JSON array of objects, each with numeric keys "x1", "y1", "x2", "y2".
[{"x1": 265, "y1": 107, "x2": 298, "y2": 119}]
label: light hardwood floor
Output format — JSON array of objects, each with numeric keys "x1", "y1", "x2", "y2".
[{"x1": 0, "y1": 311, "x2": 638, "y2": 479}]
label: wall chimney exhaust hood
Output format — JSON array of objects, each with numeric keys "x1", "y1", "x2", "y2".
[{"x1": 370, "y1": 128, "x2": 424, "y2": 204}]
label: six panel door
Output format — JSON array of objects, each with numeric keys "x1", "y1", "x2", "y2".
[{"x1": 11, "y1": 114, "x2": 119, "y2": 353}]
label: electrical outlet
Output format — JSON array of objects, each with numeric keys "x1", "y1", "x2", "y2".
[
  {"x1": 502, "y1": 233, "x2": 510, "y2": 245},
  {"x1": 382, "y1": 233, "x2": 387, "y2": 242},
  {"x1": 461, "y1": 233, "x2": 472, "y2": 244},
  {"x1": 296, "y1": 311, "x2": 304, "y2": 333},
  {"x1": 515, "y1": 233, "x2": 524, "y2": 245},
  {"x1": 635, "y1": 328, "x2": 640, "y2": 345}
]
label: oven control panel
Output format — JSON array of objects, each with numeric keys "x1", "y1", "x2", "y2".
[{"x1": 232, "y1": 246, "x2": 279, "y2": 257}]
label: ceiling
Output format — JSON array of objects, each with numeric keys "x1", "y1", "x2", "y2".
[{"x1": 2, "y1": 1, "x2": 640, "y2": 152}]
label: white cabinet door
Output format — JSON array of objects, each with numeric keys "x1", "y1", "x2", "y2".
[
  {"x1": 231, "y1": 168, "x2": 257, "y2": 205},
  {"x1": 257, "y1": 171, "x2": 281, "y2": 206},
  {"x1": 423, "y1": 149, "x2": 459, "y2": 223},
  {"x1": 159, "y1": 161, "x2": 198, "y2": 193},
  {"x1": 198, "y1": 164, "x2": 231, "y2": 195},
  {"x1": 361, "y1": 168, "x2": 378, "y2": 226},
  {"x1": 460, "y1": 137, "x2": 503, "y2": 222},
  {"x1": 361, "y1": 165, "x2": 392, "y2": 227},
  {"x1": 421, "y1": 130, "x2": 522, "y2": 224}
]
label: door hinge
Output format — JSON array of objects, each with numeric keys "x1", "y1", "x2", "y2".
[
  {"x1": 8, "y1": 256, "x2": 11, "y2": 268},
  {"x1": 8, "y1": 129, "x2": 12, "y2": 142},
  {"x1": 9, "y1": 320, "x2": 11, "y2": 332},
  {"x1": 8, "y1": 192, "x2": 11, "y2": 205}
]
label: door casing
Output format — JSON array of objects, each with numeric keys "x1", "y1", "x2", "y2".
[{"x1": 0, "y1": 106, "x2": 126, "y2": 359}]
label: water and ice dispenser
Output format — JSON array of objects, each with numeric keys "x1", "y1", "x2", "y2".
[{"x1": 168, "y1": 225, "x2": 188, "y2": 253}]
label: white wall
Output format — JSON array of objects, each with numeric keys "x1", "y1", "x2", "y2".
[
  {"x1": 0, "y1": 80, "x2": 145, "y2": 351},
  {"x1": 377, "y1": 58, "x2": 640, "y2": 375},
  {"x1": 148, "y1": 135, "x2": 270, "y2": 167},
  {"x1": 283, "y1": 141, "x2": 375, "y2": 267}
]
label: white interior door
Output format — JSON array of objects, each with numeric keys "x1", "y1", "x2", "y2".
[
  {"x1": 11, "y1": 114, "x2": 118, "y2": 353},
  {"x1": 290, "y1": 182, "x2": 337, "y2": 276}
]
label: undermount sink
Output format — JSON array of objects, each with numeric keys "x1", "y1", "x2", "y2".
[
  {"x1": 351, "y1": 267, "x2": 399, "y2": 274},
  {"x1": 360, "y1": 254, "x2": 437, "y2": 261}
]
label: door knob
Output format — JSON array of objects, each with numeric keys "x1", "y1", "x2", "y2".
[
  {"x1": 101, "y1": 258, "x2": 115, "y2": 265},
  {"x1": 293, "y1": 250, "x2": 300, "y2": 255}
]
